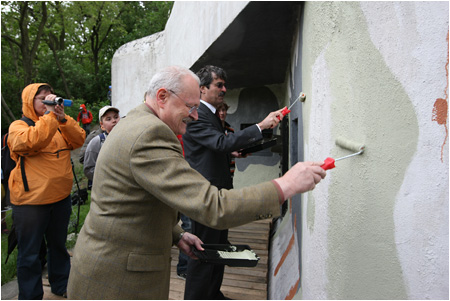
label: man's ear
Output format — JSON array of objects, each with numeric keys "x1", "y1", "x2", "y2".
[
  {"x1": 156, "y1": 88, "x2": 169, "y2": 108},
  {"x1": 200, "y1": 85, "x2": 208, "y2": 95}
]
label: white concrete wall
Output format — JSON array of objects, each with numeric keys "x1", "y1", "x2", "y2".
[
  {"x1": 268, "y1": 2, "x2": 448, "y2": 299},
  {"x1": 111, "y1": 1, "x2": 248, "y2": 116}
]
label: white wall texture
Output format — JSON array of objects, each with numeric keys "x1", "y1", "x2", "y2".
[
  {"x1": 111, "y1": 1, "x2": 248, "y2": 116},
  {"x1": 289, "y1": 1, "x2": 448, "y2": 299}
]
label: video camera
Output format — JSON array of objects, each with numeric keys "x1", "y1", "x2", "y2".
[{"x1": 43, "y1": 97, "x2": 73, "y2": 107}]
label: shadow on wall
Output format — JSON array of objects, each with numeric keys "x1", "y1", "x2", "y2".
[{"x1": 227, "y1": 86, "x2": 281, "y2": 171}]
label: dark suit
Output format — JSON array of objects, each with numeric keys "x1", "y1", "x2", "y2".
[
  {"x1": 183, "y1": 102, "x2": 263, "y2": 299},
  {"x1": 67, "y1": 103, "x2": 281, "y2": 299}
]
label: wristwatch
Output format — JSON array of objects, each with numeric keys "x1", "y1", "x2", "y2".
[{"x1": 176, "y1": 232, "x2": 185, "y2": 245}]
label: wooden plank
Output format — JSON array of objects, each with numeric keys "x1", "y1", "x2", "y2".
[
  {"x1": 169, "y1": 290, "x2": 184, "y2": 300},
  {"x1": 224, "y1": 266, "x2": 267, "y2": 278},
  {"x1": 224, "y1": 290, "x2": 267, "y2": 300},
  {"x1": 220, "y1": 284, "x2": 266, "y2": 299},
  {"x1": 222, "y1": 272, "x2": 267, "y2": 284},
  {"x1": 221, "y1": 277, "x2": 267, "y2": 290}
]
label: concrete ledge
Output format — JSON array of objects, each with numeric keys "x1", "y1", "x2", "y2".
[{"x1": 1, "y1": 278, "x2": 18, "y2": 300}]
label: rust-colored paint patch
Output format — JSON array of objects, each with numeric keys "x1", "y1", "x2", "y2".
[
  {"x1": 285, "y1": 277, "x2": 301, "y2": 300},
  {"x1": 274, "y1": 215, "x2": 297, "y2": 277},
  {"x1": 432, "y1": 31, "x2": 449, "y2": 162}
]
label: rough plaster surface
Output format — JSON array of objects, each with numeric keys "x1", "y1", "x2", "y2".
[
  {"x1": 111, "y1": 1, "x2": 249, "y2": 115},
  {"x1": 112, "y1": 32, "x2": 166, "y2": 116},
  {"x1": 297, "y1": 1, "x2": 448, "y2": 299},
  {"x1": 300, "y1": 48, "x2": 333, "y2": 300},
  {"x1": 165, "y1": 1, "x2": 249, "y2": 68},
  {"x1": 361, "y1": 2, "x2": 449, "y2": 299}
]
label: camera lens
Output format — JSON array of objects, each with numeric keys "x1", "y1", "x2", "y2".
[{"x1": 55, "y1": 97, "x2": 64, "y2": 105}]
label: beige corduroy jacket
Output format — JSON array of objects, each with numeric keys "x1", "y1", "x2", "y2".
[{"x1": 67, "y1": 103, "x2": 282, "y2": 300}]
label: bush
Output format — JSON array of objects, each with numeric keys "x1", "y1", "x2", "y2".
[{"x1": 1, "y1": 211, "x2": 17, "y2": 285}]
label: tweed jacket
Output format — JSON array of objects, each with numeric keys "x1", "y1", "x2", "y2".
[
  {"x1": 67, "y1": 103, "x2": 282, "y2": 300},
  {"x1": 182, "y1": 102, "x2": 262, "y2": 189}
]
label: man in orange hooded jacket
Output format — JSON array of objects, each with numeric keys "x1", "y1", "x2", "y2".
[
  {"x1": 8, "y1": 83, "x2": 85, "y2": 299},
  {"x1": 77, "y1": 103, "x2": 93, "y2": 135}
]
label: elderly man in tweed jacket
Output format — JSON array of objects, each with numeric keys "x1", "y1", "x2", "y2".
[{"x1": 67, "y1": 66, "x2": 326, "y2": 299}]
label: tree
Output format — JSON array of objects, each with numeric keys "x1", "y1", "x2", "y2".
[
  {"x1": 45, "y1": 1, "x2": 72, "y2": 98},
  {"x1": 1, "y1": 1, "x2": 49, "y2": 130},
  {"x1": 1, "y1": 1, "x2": 48, "y2": 85},
  {"x1": 1, "y1": 1, "x2": 174, "y2": 130}
]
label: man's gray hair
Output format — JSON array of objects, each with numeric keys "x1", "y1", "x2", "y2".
[{"x1": 147, "y1": 66, "x2": 199, "y2": 98}]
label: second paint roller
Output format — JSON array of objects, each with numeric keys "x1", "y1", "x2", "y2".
[{"x1": 321, "y1": 137, "x2": 365, "y2": 170}]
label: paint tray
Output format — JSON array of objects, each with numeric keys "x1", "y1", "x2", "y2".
[
  {"x1": 240, "y1": 138, "x2": 277, "y2": 155},
  {"x1": 192, "y1": 244, "x2": 260, "y2": 267}
]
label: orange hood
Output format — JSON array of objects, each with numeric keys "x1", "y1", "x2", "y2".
[{"x1": 21, "y1": 83, "x2": 50, "y2": 122}]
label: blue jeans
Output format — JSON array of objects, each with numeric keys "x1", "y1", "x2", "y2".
[
  {"x1": 177, "y1": 214, "x2": 191, "y2": 275},
  {"x1": 12, "y1": 196, "x2": 72, "y2": 300}
]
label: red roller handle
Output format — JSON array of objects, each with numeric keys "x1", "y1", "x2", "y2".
[
  {"x1": 277, "y1": 107, "x2": 291, "y2": 120},
  {"x1": 321, "y1": 157, "x2": 336, "y2": 170}
]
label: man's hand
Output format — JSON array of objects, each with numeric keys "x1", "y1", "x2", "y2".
[
  {"x1": 257, "y1": 108, "x2": 286, "y2": 130},
  {"x1": 176, "y1": 232, "x2": 204, "y2": 259},
  {"x1": 273, "y1": 161, "x2": 327, "y2": 203},
  {"x1": 232, "y1": 151, "x2": 249, "y2": 158}
]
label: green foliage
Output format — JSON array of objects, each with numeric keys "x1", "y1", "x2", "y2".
[
  {"x1": 1, "y1": 1, "x2": 174, "y2": 130},
  {"x1": 1, "y1": 212, "x2": 18, "y2": 285}
]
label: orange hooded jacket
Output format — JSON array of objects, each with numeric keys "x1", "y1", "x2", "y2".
[{"x1": 7, "y1": 83, "x2": 86, "y2": 205}]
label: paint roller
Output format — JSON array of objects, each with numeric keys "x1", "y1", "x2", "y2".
[
  {"x1": 277, "y1": 92, "x2": 306, "y2": 120},
  {"x1": 321, "y1": 137, "x2": 365, "y2": 170}
]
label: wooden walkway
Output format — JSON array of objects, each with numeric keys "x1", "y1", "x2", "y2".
[
  {"x1": 7, "y1": 220, "x2": 271, "y2": 300},
  {"x1": 169, "y1": 219, "x2": 271, "y2": 300}
]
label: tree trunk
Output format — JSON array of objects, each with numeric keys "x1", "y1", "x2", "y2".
[
  {"x1": 47, "y1": 40, "x2": 72, "y2": 99},
  {"x1": 53, "y1": 49, "x2": 72, "y2": 99},
  {"x1": 2, "y1": 94, "x2": 17, "y2": 123},
  {"x1": 48, "y1": 1, "x2": 71, "y2": 98},
  {"x1": 18, "y1": 2, "x2": 48, "y2": 85}
]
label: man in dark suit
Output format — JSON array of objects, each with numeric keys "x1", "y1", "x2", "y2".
[
  {"x1": 182, "y1": 65, "x2": 285, "y2": 299},
  {"x1": 68, "y1": 66, "x2": 326, "y2": 300}
]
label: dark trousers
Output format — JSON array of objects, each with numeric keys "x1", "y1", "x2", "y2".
[
  {"x1": 12, "y1": 196, "x2": 72, "y2": 300},
  {"x1": 184, "y1": 221, "x2": 229, "y2": 300},
  {"x1": 82, "y1": 123, "x2": 91, "y2": 135},
  {"x1": 177, "y1": 214, "x2": 191, "y2": 275}
]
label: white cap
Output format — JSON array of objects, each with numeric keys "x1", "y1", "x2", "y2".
[{"x1": 99, "y1": 105, "x2": 119, "y2": 120}]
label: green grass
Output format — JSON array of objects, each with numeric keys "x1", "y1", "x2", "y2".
[
  {"x1": 1, "y1": 163, "x2": 91, "y2": 285},
  {"x1": 1, "y1": 213, "x2": 18, "y2": 285}
]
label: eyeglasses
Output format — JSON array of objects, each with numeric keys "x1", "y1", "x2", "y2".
[
  {"x1": 215, "y1": 82, "x2": 225, "y2": 89},
  {"x1": 168, "y1": 89, "x2": 199, "y2": 114}
]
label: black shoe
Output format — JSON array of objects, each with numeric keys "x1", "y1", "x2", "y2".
[{"x1": 177, "y1": 273, "x2": 187, "y2": 280}]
